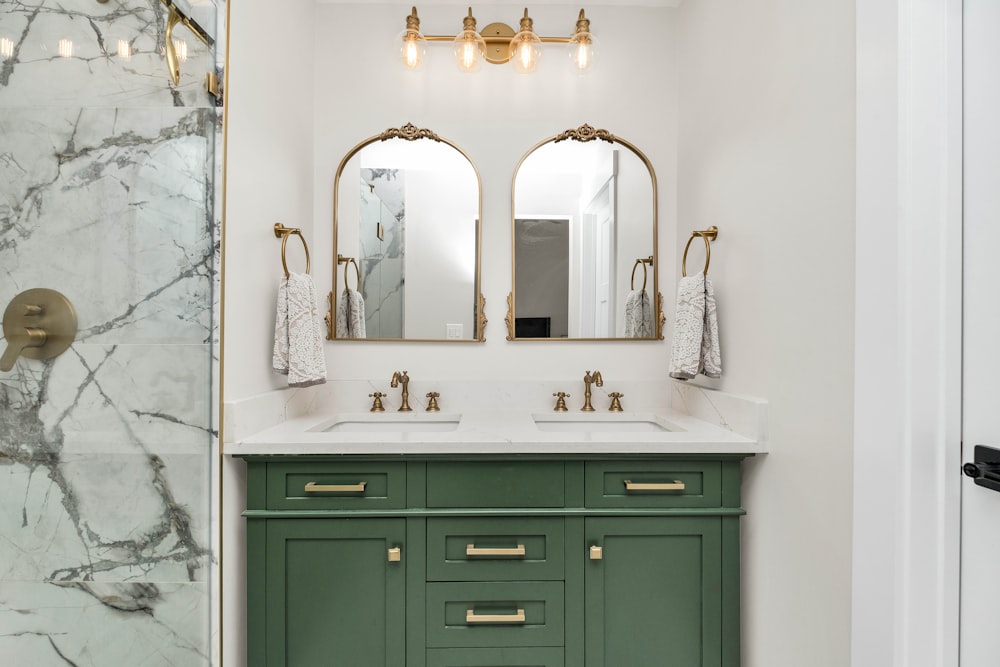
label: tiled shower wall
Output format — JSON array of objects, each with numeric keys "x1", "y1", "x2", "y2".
[{"x1": 0, "y1": 1, "x2": 219, "y2": 664}]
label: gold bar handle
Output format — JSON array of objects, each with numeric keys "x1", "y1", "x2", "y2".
[
  {"x1": 304, "y1": 481, "x2": 367, "y2": 493},
  {"x1": 387, "y1": 547, "x2": 401, "y2": 563},
  {"x1": 624, "y1": 479, "x2": 686, "y2": 492},
  {"x1": 465, "y1": 608, "x2": 526, "y2": 624},
  {"x1": 465, "y1": 544, "x2": 526, "y2": 558}
]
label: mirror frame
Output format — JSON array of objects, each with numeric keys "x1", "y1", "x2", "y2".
[
  {"x1": 506, "y1": 124, "x2": 664, "y2": 341},
  {"x1": 327, "y1": 123, "x2": 486, "y2": 342}
]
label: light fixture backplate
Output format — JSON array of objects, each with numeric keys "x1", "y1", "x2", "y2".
[{"x1": 480, "y1": 22, "x2": 516, "y2": 64}]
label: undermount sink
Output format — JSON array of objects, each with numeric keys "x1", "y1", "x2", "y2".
[
  {"x1": 532, "y1": 414, "x2": 673, "y2": 433},
  {"x1": 318, "y1": 414, "x2": 462, "y2": 433}
]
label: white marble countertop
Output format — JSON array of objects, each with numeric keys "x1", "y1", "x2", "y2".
[{"x1": 227, "y1": 407, "x2": 765, "y2": 456}]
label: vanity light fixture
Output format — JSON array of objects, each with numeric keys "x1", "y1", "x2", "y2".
[{"x1": 400, "y1": 6, "x2": 598, "y2": 74}]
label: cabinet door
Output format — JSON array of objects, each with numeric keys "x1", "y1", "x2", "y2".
[
  {"x1": 260, "y1": 518, "x2": 406, "y2": 667},
  {"x1": 584, "y1": 517, "x2": 723, "y2": 667}
]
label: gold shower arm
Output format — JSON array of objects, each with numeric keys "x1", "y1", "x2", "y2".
[{"x1": 161, "y1": 0, "x2": 214, "y2": 86}]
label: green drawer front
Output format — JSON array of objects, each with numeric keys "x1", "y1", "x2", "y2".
[
  {"x1": 426, "y1": 582, "x2": 564, "y2": 648},
  {"x1": 585, "y1": 461, "x2": 722, "y2": 508},
  {"x1": 426, "y1": 647, "x2": 564, "y2": 667},
  {"x1": 427, "y1": 517, "x2": 565, "y2": 582},
  {"x1": 426, "y1": 462, "x2": 565, "y2": 508},
  {"x1": 266, "y1": 461, "x2": 406, "y2": 510}
]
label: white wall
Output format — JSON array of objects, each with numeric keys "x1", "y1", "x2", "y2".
[
  {"x1": 305, "y1": 2, "x2": 679, "y2": 379},
  {"x1": 222, "y1": 2, "x2": 317, "y2": 665},
  {"x1": 676, "y1": 2, "x2": 855, "y2": 666},
  {"x1": 224, "y1": 2, "x2": 859, "y2": 665},
  {"x1": 225, "y1": 0, "x2": 317, "y2": 394}
]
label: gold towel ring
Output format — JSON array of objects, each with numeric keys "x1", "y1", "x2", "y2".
[
  {"x1": 681, "y1": 226, "x2": 719, "y2": 277},
  {"x1": 631, "y1": 256, "x2": 653, "y2": 291},
  {"x1": 274, "y1": 223, "x2": 311, "y2": 278},
  {"x1": 338, "y1": 254, "x2": 361, "y2": 291}
]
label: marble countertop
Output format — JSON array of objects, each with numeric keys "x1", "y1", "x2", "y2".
[{"x1": 227, "y1": 407, "x2": 765, "y2": 456}]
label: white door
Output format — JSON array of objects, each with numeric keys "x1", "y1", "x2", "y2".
[{"x1": 961, "y1": 1, "x2": 1000, "y2": 663}]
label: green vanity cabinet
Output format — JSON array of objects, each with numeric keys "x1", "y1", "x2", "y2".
[{"x1": 244, "y1": 455, "x2": 748, "y2": 667}]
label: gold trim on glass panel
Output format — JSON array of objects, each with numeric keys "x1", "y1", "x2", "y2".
[
  {"x1": 509, "y1": 124, "x2": 660, "y2": 341},
  {"x1": 330, "y1": 123, "x2": 485, "y2": 342}
]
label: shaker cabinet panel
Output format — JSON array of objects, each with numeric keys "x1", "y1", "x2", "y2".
[
  {"x1": 244, "y1": 454, "x2": 747, "y2": 667},
  {"x1": 427, "y1": 517, "x2": 565, "y2": 582},
  {"x1": 584, "y1": 517, "x2": 724, "y2": 667},
  {"x1": 258, "y1": 518, "x2": 407, "y2": 667}
]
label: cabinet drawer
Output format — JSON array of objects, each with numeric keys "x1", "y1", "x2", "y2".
[
  {"x1": 426, "y1": 647, "x2": 564, "y2": 667},
  {"x1": 585, "y1": 461, "x2": 721, "y2": 508},
  {"x1": 426, "y1": 462, "x2": 565, "y2": 508},
  {"x1": 266, "y1": 461, "x2": 406, "y2": 510},
  {"x1": 426, "y1": 582, "x2": 564, "y2": 648},
  {"x1": 427, "y1": 517, "x2": 564, "y2": 581}
]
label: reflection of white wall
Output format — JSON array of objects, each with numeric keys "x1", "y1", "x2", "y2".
[
  {"x1": 617, "y1": 150, "x2": 655, "y2": 333},
  {"x1": 405, "y1": 167, "x2": 477, "y2": 339}
]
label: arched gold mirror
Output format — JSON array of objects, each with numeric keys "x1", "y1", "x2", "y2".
[
  {"x1": 328, "y1": 123, "x2": 485, "y2": 342},
  {"x1": 507, "y1": 124, "x2": 663, "y2": 340}
]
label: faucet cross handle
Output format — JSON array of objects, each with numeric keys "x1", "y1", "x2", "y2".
[
  {"x1": 425, "y1": 392, "x2": 440, "y2": 412},
  {"x1": 368, "y1": 392, "x2": 386, "y2": 412},
  {"x1": 608, "y1": 392, "x2": 624, "y2": 412},
  {"x1": 552, "y1": 392, "x2": 571, "y2": 412}
]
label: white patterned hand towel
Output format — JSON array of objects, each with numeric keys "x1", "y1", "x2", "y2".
[
  {"x1": 272, "y1": 272, "x2": 327, "y2": 387},
  {"x1": 624, "y1": 289, "x2": 654, "y2": 338},
  {"x1": 335, "y1": 288, "x2": 367, "y2": 339},
  {"x1": 668, "y1": 274, "x2": 722, "y2": 380}
]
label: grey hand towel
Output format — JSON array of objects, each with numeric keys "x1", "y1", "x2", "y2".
[
  {"x1": 272, "y1": 272, "x2": 327, "y2": 387},
  {"x1": 668, "y1": 274, "x2": 721, "y2": 380}
]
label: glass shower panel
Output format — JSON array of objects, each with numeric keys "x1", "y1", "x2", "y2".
[{"x1": 0, "y1": 1, "x2": 220, "y2": 664}]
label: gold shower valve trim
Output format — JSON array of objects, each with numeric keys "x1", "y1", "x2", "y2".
[{"x1": 0, "y1": 288, "x2": 77, "y2": 372}]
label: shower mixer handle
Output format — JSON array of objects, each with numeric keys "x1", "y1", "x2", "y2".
[{"x1": 0, "y1": 289, "x2": 77, "y2": 372}]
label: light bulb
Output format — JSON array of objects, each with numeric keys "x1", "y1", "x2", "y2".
[
  {"x1": 568, "y1": 31, "x2": 598, "y2": 73},
  {"x1": 398, "y1": 7, "x2": 427, "y2": 71},
  {"x1": 568, "y1": 10, "x2": 598, "y2": 74},
  {"x1": 509, "y1": 10, "x2": 542, "y2": 74},
  {"x1": 452, "y1": 9, "x2": 485, "y2": 73}
]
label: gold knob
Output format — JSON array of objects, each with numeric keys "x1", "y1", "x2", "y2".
[
  {"x1": 387, "y1": 546, "x2": 401, "y2": 563},
  {"x1": 590, "y1": 545, "x2": 603, "y2": 560}
]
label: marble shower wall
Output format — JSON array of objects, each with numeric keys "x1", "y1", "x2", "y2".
[
  {"x1": 360, "y1": 167, "x2": 405, "y2": 338},
  {"x1": 0, "y1": 1, "x2": 218, "y2": 664}
]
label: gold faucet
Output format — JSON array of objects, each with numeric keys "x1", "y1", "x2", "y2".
[
  {"x1": 581, "y1": 370, "x2": 603, "y2": 412},
  {"x1": 390, "y1": 370, "x2": 412, "y2": 412}
]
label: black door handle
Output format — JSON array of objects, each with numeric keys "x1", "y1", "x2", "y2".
[{"x1": 963, "y1": 445, "x2": 1000, "y2": 493}]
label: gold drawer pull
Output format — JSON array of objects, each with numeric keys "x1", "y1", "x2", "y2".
[
  {"x1": 623, "y1": 479, "x2": 685, "y2": 492},
  {"x1": 465, "y1": 608, "x2": 526, "y2": 624},
  {"x1": 589, "y1": 545, "x2": 603, "y2": 560},
  {"x1": 465, "y1": 544, "x2": 527, "y2": 558},
  {"x1": 303, "y1": 481, "x2": 367, "y2": 493},
  {"x1": 387, "y1": 547, "x2": 401, "y2": 563}
]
